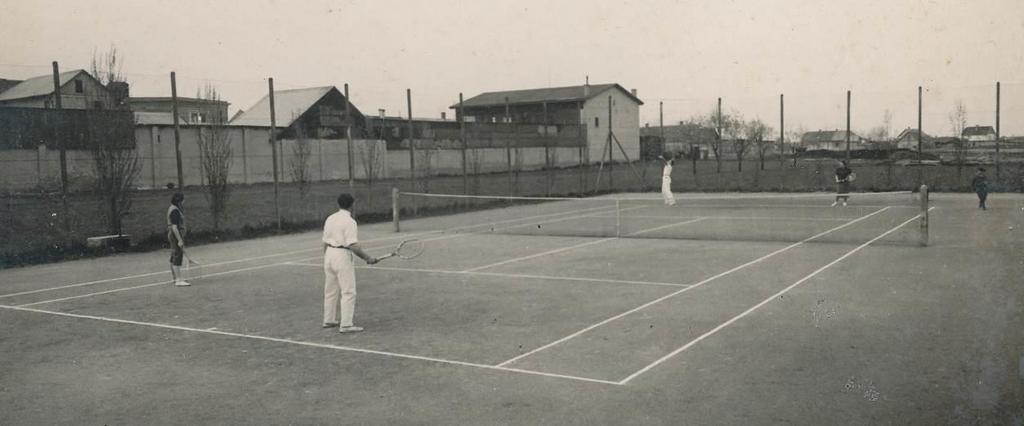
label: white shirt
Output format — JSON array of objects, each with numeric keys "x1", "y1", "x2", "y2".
[
  {"x1": 662, "y1": 162, "x2": 673, "y2": 178},
  {"x1": 322, "y1": 209, "x2": 358, "y2": 248}
]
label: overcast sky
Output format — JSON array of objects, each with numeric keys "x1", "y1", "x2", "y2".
[{"x1": 2, "y1": 0, "x2": 1022, "y2": 136}]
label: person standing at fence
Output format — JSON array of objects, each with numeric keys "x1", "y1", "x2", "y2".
[
  {"x1": 167, "y1": 192, "x2": 190, "y2": 287},
  {"x1": 659, "y1": 153, "x2": 677, "y2": 206},
  {"x1": 971, "y1": 167, "x2": 989, "y2": 210},
  {"x1": 322, "y1": 193, "x2": 378, "y2": 333},
  {"x1": 832, "y1": 160, "x2": 854, "y2": 207}
]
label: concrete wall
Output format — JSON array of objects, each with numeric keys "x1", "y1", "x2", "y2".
[
  {"x1": 581, "y1": 88, "x2": 641, "y2": 164},
  {"x1": 0, "y1": 124, "x2": 586, "y2": 193}
]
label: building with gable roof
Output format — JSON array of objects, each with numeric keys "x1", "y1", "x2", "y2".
[
  {"x1": 0, "y1": 69, "x2": 124, "y2": 110},
  {"x1": 799, "y1": 130, "x2": 865, "y2": 151},
  {"x1": 230, "y1": 86, "x2": 366, "y2": 139},
  {"x1": 452, "y1": 83, "x2": 643, "y2": 162}
]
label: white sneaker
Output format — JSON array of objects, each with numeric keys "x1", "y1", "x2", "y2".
[
  {"x1": 831, "y1": 201, "x2": 838, "y2": 207},
  {"x1": 175, "y1": 280, "x2": 191, "y2": 287},
  {"x1": 339, "y1": 326, "x2": 364, "y2": 333}
]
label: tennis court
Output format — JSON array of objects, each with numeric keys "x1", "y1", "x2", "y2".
[{"x1": 1, "y1": 191, "x2": 1022, "y2": 424}]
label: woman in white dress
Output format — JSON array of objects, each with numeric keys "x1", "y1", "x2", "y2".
[{"x1": 659, "y1": 153, "x2": 677, "y2": 206}]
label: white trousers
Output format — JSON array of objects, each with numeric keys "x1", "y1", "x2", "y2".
[
  {"x1": 323, "y1": 248, "x2": 356, "y2": 327},
  {"x1": 661, "y1": 177, "x2": 676, "y2": 205}
]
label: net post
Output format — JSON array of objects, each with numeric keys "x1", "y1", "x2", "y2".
[
  {"x1": 919, "y1": 184, "x2": 928, "y2": 246},
  {"x1": 615, "y1": 199, "x2": 622, "y2": 238},
  {"x1": 392, "y1": 187, "x2": 400, "y2": 233}
]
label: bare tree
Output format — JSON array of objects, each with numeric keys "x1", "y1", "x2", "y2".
[
  {"x1": 87, "y1": 111, "x2": 140, "y2": 236},
  {"x1": 194, "y1": 83, "x2": 233, "y2": 232},
  {"x1": 88, "y1": 45, "x2": 139, "y2": 236},
  {"x1": 949, "y1": 99, "x2": 968, "y2": 179},
  {"x1": 417, "y1": 142, "x2": 437, "y2": 193},
  {"x1": 288, "y1": 118, "x2": 313, "y2": 199},
  {"x1": 358, "y1": 139, "x2": 385, "y2": 207},
  {"x1": 747, "y1": 118, "x2": 772, "y2": 171},
  {"x1": 469, "y1": 148, "x2": 485, "y2": 194}
]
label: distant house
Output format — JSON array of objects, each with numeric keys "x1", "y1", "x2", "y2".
[
  {"x1": 962, "y1": 125, "x2": 996, "y2": 142},
  {"x1": 0, "y1": 69, "x2": 125, "y2": 110},
  {"x1": 893, "y1": 128, "x2": 933, "y2": 150},
  {"x1": 454, "y1": 83, "x2": 644, "y2": 162},
  {"x1": 800, "y1": 130, "x2": 865, "y2": 151},
  {"x1": 128, "y1": 97, "x2": 230, "y2": 124},
  {"x1": 640, "y1": 122, "x2": 717, "y2": 158},
  {"x1": 229, "y1": 86, "x2": 366, "y2": 139}
]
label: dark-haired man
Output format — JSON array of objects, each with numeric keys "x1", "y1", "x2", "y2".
[
  {"x1": 322, "y1": 193, "x2": 378, "y2": 333},
  {"x1": 167, "y1": 192, "x2": 190, "y2": 287}
]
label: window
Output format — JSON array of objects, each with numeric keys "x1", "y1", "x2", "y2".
[
  {"x1": 190, "y1": 112, "x2": 207, "y2": 123},
  {"x1": 74, "y1": 80, "x2": 83, "y2": 93},
  {"x1": 594, "y1": 117, "x2": 599, "y2": 128}
]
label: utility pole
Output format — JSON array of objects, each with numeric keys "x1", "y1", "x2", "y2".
[
  {"x1": 344, "y1": 83, "x2": 353, "y2": 191},
  {"x1": 52, "y1": 61, "x2": 71, "y2": 241},
  {"x1": 845, "y1": 90, "x2": 851, "y2": 161},
  {"x1": 171, "y1": 72, "x2": 184, "y2": 189}
]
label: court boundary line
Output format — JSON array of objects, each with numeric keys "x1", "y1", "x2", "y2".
[
  {"x1": 284, "y1": 263, "x2": 694, "y2": 288},
  {"x1": 617, "y1": 206, "x2": 936, "y2": 384},
  {"x1": 462, "y1": 216, "x2": 707, "y2": 273},
  {"x1": 15, "y1": 255, "x2": 323, "y2": 307},
  {"x1": 606, "y1": 214, "x2": 852, "y2": 222},
  {"x1": 0, "y1": 203, "x2": 620, "y2": 300},
  {"x1": 495, "y1": 206, "x2": 891, "y2": 368},
  {"x1": 0, "y1": 304, "x2": 621, "y2": 386}
]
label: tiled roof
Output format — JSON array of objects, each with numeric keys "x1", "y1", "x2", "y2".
[
  {"x1": 229, "y1": 86, "x2": 333, "y2": 127},
  {"x1": 962, "y1": 125, "x2": 995, "y2": 136},
  {"x1": 453, "y1": 83, "x2": 643, "y2": 109},
  {"x1": 0, "y1": 70, "x2": 86, "y2": 101}
]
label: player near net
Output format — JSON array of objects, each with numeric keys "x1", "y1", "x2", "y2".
[
  {"x1": 322, "y1": 193, "x2": 378, "y2": 333},
  {"x1": 659, "y1": 153, "x2": 677, "y2": 206},
  {"x1": 832, "y1": 160, "x2": 855, "y2": 207}
]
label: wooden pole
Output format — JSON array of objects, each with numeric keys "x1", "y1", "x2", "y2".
[
  {"x1": 995, "y1": 81, "x2": 1001, "y2": 182},
  {"x1": 543, "y1": 101, "x2": 550, "y2": 196},
  {"x1": 717, "y1": 97, "x2": 722, "y2": 173},
  {"x1": 170, "y1": 72, "x2": 184, "y2": 189},
  {"x1": 578, "y1": 100, "x2": 585, "y2": 195},
  {"x1": 344, "y1": 83, "x2": 353, "y2": 191},
  {"x1": 391, "y1": 187, "x2": 400, "y2": 232},
  {"x1": 407, "y1": 89, "x2": 416, "y2": 193},
  {"x1": 51, "y1": 61, "x2": 71, "y2": 240},
  {"x1": 506, "y1": 98, "x2": 513, "y2": 196},
  {"x1": 460, "y1": 93, "x2": 468, "y2": 195},
  {"x1": 268, "y1": 78, "x2": 280, "y2": 231},
  {"x1": 780, "y1": 93, "x2": 785, "y2": 167},
  {"x1": 845, "y1": 90, "x2": 851, "y2": 161},
  {"x1": 919, "y1": 184, "x2": 929, "y2": 246},
  {"x1": 918, "y1": 86, "x2": 923, "y2": 187},
  {"x1": 608, "y1": 96, "x2": 614, "y2": 187}
]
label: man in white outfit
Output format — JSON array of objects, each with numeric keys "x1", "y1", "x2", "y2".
[
  {"x1": 322, "y1": 193, "x2": 378, "y2": 333},
  {"x1": 659, "y1": 154, "x2": 677, "y2": 206}
]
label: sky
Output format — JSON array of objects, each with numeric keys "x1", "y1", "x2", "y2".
[{"x1": 2, "y1": 0, "x2": 1023, "y2": 137}]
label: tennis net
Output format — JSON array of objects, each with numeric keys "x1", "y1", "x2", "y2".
[{"x1": 391, "y1": 188, "x2": 930, "y2": 246}]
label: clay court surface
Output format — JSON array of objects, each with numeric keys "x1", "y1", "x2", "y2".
[{"x1": 1, "y1": 192, "x2": 1022, "y2": 424}]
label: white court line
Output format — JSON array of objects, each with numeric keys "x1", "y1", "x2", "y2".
[
  {"x1": 607, "y1": 215, "x2": 852, "y2": 222},
  {"x1": 617, "y1": 206, "x2": 936, "y2": 385},
  {"x1": 16, "y1": 256, "x2": 322, "y2": 307},
  {"x1": 0, "y1": 204, "x2": 616, "y2": 300},
  {"x1": 284, "y1": 263, "x2": 693, "y2": 288},
  {"x1": 495, "y1": 206, "x2": 892, "y2": 368},
  {"x1": 462, "y1": 216, "x2": 706, "y2": 273},
  {"x1": 0, "y1": 304, "x2": 621, "y2": 386}
]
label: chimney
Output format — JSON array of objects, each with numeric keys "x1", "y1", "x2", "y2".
[
  {"x1": 631, "y1": 88, "x2": 638, "y2": 97},
  {"x1": 441, "y1": 112, "x2": 446, "y2": 120},
  {"x1": 583, "y1": 75, "x2": 590, "y2": 97}
]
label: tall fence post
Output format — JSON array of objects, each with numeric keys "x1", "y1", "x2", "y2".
[
  {"x1": 407, "y1": 89, "x2": 416, "y2": 193},
  {"x1": 268, "y1": 78, "x2": 281, "y2": 231},
  {"x1": 995, "y1": 81, "x2": 1001, "y2": 183},
  {"x1": 917, "y1": 86, "x2": 923, "y2": 188},
  {"x1": 578, "y1": 100, "x2": 585, "y2": 195},
  {"x1": 345, "y1": 83, "x2": 354, "y2": 191},
  {"x1": 779, "y1": 93, "x2": 785, "y2": 168},
  {"x1": 505, "y1": 97, "x2": 513, "y2": 197},
  {"x1": 170, "y1": 71, "x2": 184, "y2": 190},
  {"x1": 459, "y1": 93, "x2": 468, "y2": 195},
  {"x1": 51, "y1": 61, "x2": 71, "y2": 242},
  {"x1": 845, "y1": 90, "x2": 851, "y2": 161}
]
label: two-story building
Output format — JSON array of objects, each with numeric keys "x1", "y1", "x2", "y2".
[
  {"x1": 0, "y1": 69, "x2": 125, "y2": 110},
  {"x1": 452, "y1": 83, "x2": 644, "y2": 163}
]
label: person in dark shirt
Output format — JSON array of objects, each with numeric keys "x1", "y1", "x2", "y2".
[
  {"x1": 167, "y1": 192, "x2": 190, "y2": 286},
  {"x1": 832, "y1": 160, "x2": 853, "y2": 207},
  {"x1": 971, "y1": 167, "x2": 988, "y2": 210}
]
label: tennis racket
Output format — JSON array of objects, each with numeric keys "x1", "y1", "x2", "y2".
[
  {"x1": 377, "y1": 239, "x2": 424, "y2": 261},
  {"x1": 183, "y1": 250, "x2": 203, "y2": 280}
]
